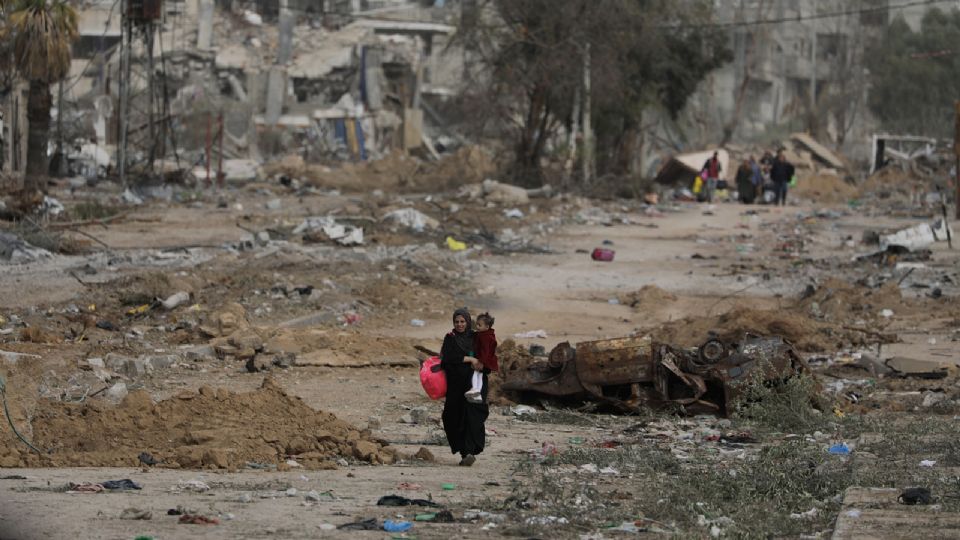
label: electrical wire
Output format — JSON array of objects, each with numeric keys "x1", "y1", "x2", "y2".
[
  {"x1": 661, "y1": 0, "x2": 958, "y2": 30},
  {"x1": 0, "y1": 375, "x2": 43, "y2": 455}
]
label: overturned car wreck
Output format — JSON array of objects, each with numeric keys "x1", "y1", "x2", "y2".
[{"x1": 500, "y1": 334, "x2": 810, "y2": 416}]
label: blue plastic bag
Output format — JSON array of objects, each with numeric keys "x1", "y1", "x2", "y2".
[{"x1": 384, "y1": 520, "x2": 413, "y2": 532}]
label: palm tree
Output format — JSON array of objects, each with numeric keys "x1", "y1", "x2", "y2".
[{"x1": 0, "y1": 0, "x2": 77, "y2": 204}]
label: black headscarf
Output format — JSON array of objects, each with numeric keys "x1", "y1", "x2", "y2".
[{"x1": 451, "y1": 307, "x2": 474, "y2": 355}]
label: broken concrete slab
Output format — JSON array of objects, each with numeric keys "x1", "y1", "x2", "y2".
[
  {"x1": 884, "y1": 357, "x2": 951, "y2": 379},
  {"x1": 791, "y1": 132, "x2": 846, "y2": 170},
  {"x1": 880, "y1": 219, "x2": 953, "y2": 252}
]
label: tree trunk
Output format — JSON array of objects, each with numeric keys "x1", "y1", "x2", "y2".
[
  {"x1": 24, "y1": 80, "x2": 52, "y2": 198},
  {"x1": 514, "y1": 83, "x2": 547, "y2": 186}
]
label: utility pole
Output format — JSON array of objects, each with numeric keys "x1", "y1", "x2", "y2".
[
  {"x1": 954, "y1": 101, "x2": 960, "y2": 219},
  {"x1": 117, "y1": 4, "x2": 131, "y2": 187},
  {"x1": 56, "y1": 79, "x2": 65, "y2": 177},
  {"x1": 581, "y1": 43, "x2": 594, "y2": 184},
  {"x1": 809, "y1": 0, "x2": 817, "y2": 134}
]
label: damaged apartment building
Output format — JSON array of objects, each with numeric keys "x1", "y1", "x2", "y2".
[
  {"x1": 674, "y1": 0, "x2": 933, "y2": 164},
  {"x1": 1, "y1": 0, "x2": 465, "y2": 182}
]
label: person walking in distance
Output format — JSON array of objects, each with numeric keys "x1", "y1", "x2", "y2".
[
  {"x1": 702, "y1": 151, "x2": 722, "y2": 203},
  {"x1": 770, "y1": 150, "x2": 795, "y2": 206}
]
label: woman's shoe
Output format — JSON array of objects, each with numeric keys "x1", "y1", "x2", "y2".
[{"x1": 459, "y1": 454, "x2": 476, "y2": 466}]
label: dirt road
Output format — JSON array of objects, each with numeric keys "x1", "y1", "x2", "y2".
[{"x1": 2, "y1": 193, "x2": 958, "y2": 538}]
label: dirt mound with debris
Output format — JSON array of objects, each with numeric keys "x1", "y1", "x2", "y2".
[
  {"x1": 301, "y1": 146, "x2": 497, "y2": 193},
  {"x1": 793, "y1": 173, "x2": 857, "y2": 204},
  {"x1": 648, "y1": 307, "x2": 841, "y2": 352},
  {"x1": 0, "y1": 378, "x2": 394, "y2": 469},
  {"x1": 797, "y1": 278, "x2": 907, "y2": 322},
  {"x1": 859, "y1": 167, "x2": 926, "y2": 201},
  {"x1": 618, "y1": 285, "x2": 677, "y2": 310}
]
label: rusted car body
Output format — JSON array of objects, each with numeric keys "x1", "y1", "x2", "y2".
[{"x1": 500, "y1": 334, "x2": 809, "y2": 416}]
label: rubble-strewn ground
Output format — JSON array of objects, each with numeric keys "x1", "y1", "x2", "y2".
[{"x1": 1, "y1": 177, "x2": 959, "y2": 538}]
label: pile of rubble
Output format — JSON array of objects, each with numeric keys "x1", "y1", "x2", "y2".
[{"x1": 0, "y1": 377, "x2": 395, "y2": 469}]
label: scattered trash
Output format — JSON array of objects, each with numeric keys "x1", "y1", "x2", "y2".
[
  {"x1": 119, "y1": 508, "x2": 152, "y2": 520},
  {"x1": 174, "y1": 479, "x2": 211, "y2": 492},
  {"x1": 410, "y1": 319, "x2": 426, "y2": 327},
  {"x1": 844, "y1": 509, "x2": 861, "y2": 518},
  {"x1": 293, "y1": 216, "x2": 364, "y2": 246},
  {"x1": 828, "y1": 443, "x2": 851, "y2": 455},
  {"x1": 178, "y1": 514, "x2": 219, "y2": 525},
  {"x1": 67, "y1": 482, "x2": 104, "y2": 493},
  {"x1": 382, "y1": 208, "x2": 439, "y2": 232},
  {"x1": 397, "y1": 482, "x2": 422, "y2": 490},
  {"x1": 525, "y1": 516, "x2": 569, "y2": 526},
  {"x1": 880, "y1": 309, "x2": 894, "y2": 318},
  {"x1": 591, "y1": 248, "x2": 615, "y2": 261},
  {"x1": 568, "y1": 437, "x2": 584, "y2": 445},
  {"x1": 445, "y1": 236, "x2": 467, "y2": 251},
  {"x1": 919, "y1": 460, "x2": 936, "y2": 467},
  {"x1": 789, "y1": 508, "x2": 819, "y2": 519},
  {"x1": 504, "y1": 208, "x2": 524, "y2": 219},
  {"x1": 376, "y1": 495, "x2": 441, "y2": 507},
  {"x1": 102, "y1": 479, "x2": 142, "y2": 490},
  {"x1": 510, "y1": 405, "x2": 538, "y2": 416},
  {"x1": 337, "y1": 518, "x2": 379, "y2": 530},
  {"x1": 383, "y1": 520, "x2": 413, "y2": 532},
  {"x1": 898, "y1": 487, "x2": 932, "y2": 505},
  {"x1": 514, "y1": 329, "x2": 548, "y2": 339},
  {"x1": 441, "y1": 483, "x2": 456, "y2": 491}
]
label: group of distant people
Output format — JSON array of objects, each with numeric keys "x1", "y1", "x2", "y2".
[
  {"x1": 698, "y1": 149, "x2": 794, "y2": 206},
  {"x1": 732, "y1": 150, "x2": 795, "y2": 206}
]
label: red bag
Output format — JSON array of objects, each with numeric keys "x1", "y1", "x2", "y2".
[
  {"x1": 419, "y1": 356, "x2": 447, "y2": 400},
  {"x1": 591, "y1": 248, "x2": 615, "y2": 261}
]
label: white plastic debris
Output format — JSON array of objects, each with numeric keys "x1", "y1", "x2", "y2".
[
  {"x1": 175, "y1": 479, "x2": 211, "y2": 492},
  {"x1": 789, "y1": 508, "x2": 819, "y2": 519},
  {"x1": 525, "y1": 516, "x2": 569, "y2": 526},
  {"x1": 410, "y1": 319, "x2": 426, "y2": 327},
  {"x1": 160, "y1": 291, "x2": 191, "y2": 310},
  {"x1": 920, "y1": 460, "x2": 937, "y2": 467},
  {"x1": 243, "y1": 10, "x2": 263, "y2": 25},
  {"x1": 122, "y1": 189, "x2": 144, "y2": 205},
  {"x1": 382, "y1": 208, "x2": 439, "y2": 232},
  {"x1": 510, "y1": 405, "x2": 538, "y2": 416},
  {"x1": 503, "y1": 208, "x2": 524, "y2": 219},
  {"x1": 880, "y1": 309, "x2": 894, "y2": 318},
  {"x1": 514, "y1": 329, "x2": 548, "y2": 339}
]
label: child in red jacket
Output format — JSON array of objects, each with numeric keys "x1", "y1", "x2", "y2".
[{"x1": 465, "y1": 312, "x2": 498, "y2": 404}]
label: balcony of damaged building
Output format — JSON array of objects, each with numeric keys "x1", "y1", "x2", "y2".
[{"x1": 21, "y1": 0, "x2": 471, "y2": 197}]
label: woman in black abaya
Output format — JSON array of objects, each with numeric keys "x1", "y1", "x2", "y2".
[{"x1": 440, "y1": 307, "x2": 489, "y2": 466}]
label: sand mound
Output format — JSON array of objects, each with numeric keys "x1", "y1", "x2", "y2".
[
  {"x1": 859, "y1": 167, "x2": 926, "y2": 201},
  {"x1": 793, "y1": 173, "x2": 857, "y2": 204},
  {"x1": 0, "y1": 378, "x2": 394, "y2": 469},
  {"x1": 647, "y1": 280, "x2": 909, "y2": 351},
  {"x1": 618, "y1": 285, "x2": 678, "y2": 309},
  {"x1": 299, "y1": 145, "x2": 497, "y2": 193},
  {"x1": 649, "y1": 307, "x2": 830, "y2": 351},
  {"x1": 798, "y1": 278, "x2": 905, "y2": 322}
]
